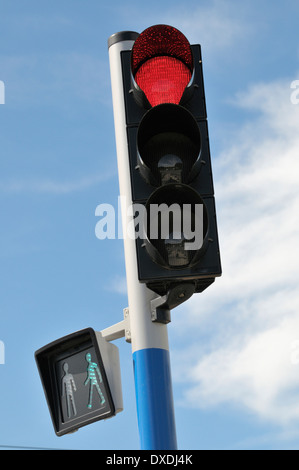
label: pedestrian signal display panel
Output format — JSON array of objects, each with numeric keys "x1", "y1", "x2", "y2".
[{"x1": 35, "y1": 328, "x2": 115, "y2": 436}]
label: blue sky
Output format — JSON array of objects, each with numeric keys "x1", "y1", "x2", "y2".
[{"x1": 1, "y1": 0, "x2": 299, "y2": 450}]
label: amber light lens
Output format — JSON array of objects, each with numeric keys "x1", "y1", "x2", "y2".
[{"x1": 132, "y1": 24, "x2": 193, "y2": 106}]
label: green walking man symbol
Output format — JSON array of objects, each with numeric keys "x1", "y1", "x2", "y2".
[{"x1": 84, "y1": 352, "x2": 106, "y2": 409}]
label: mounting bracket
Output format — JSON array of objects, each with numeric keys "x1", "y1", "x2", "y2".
[
  {"x1": 150, "y1": 283, "x2": 196, "y2": 324},
  {"x1": 101, "y1": 307, "x2": 131, "y2": 343}
]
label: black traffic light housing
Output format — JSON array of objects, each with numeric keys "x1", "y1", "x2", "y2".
[
  {"x1": 121, "y1": 25, "x2": 221, "y2": 299},
  {"x1": 35, "y1": 328, "x2": 118, "y2": 436}
]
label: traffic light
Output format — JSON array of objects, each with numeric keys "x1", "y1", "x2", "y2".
[
  {"x1": 120, "y1": 24, "x2": 221, "y2": 304},
  {"x1": 35, "y1": 328, "x2": 123, "y2": 436}
]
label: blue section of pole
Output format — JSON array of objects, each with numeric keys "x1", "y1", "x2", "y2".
[{"x1": 133, "y1": 348, "x2": 177, "y2": 450}]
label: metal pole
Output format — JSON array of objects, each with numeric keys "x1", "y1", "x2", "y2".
[{"x1": 108, "y1": 32, "x2": 177, "y2": 450}]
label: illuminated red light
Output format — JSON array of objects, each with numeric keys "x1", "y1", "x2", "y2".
[
  {"x1": 135, "y1": 56, "x2": 191, "y2": 106},
  {"x1": 132, "y1": 25, "x2": 193, "y2": 106}
]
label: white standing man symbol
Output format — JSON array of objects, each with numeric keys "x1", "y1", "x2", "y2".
[{"x1": 62, "y1": 362, "x2": 77, "y2": 418}]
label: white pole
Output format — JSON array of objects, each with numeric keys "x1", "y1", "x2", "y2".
[{"x1": 108, "y1": 32, "x2": 177, "y2": 450}]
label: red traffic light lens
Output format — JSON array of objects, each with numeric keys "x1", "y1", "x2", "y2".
[
  {"x1": 135, "y1": 56, "x2": 191, "y2": 106},
  {"x1": 132, "y1": 25, "x2": 193, "y2": 106}
]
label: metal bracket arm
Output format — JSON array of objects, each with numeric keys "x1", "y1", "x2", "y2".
[
  {"x1": 150, "y1": 283, "x2": 196, "y2": 324},
  {"x1": 100, "y1": 308, "x2": 131, "y2": 343}
]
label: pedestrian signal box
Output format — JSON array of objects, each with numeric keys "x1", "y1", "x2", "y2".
[{"x1": 35, "y1": 328, "x2": 123, "y2": 436}]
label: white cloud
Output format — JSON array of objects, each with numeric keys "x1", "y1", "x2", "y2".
[
  {"x1": 172, "y1": 76, "x2": 299, "y2": 426},
  {"x1": 183, "y1": 316, "x2": 299, "y2": 424},
  {"x1": 105, "y1": 275, "x2": 127, "y2": 295},
  {"x1": 173, "y1": 3, "x2": 249, "y2": 50},
  {"x1": 127, "y1": 0, "x2": 253, "y2": 61},
  {"x1": 158, "y1": 0, "x2": 254, "y2": 60}
]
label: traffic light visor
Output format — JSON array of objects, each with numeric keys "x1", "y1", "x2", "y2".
[{"x1": 131, "y1": 25, "x2": 194, "y2": 106}]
